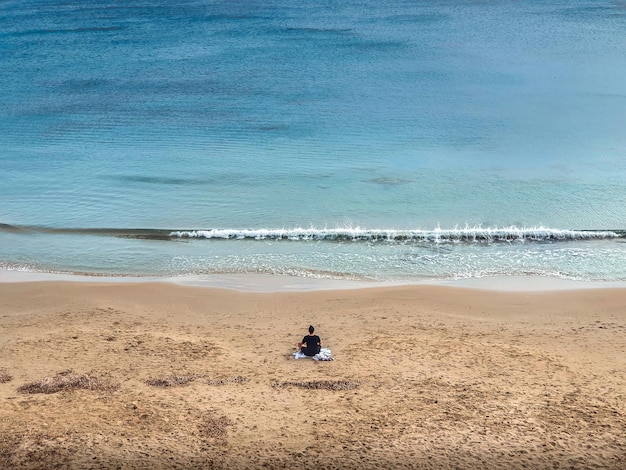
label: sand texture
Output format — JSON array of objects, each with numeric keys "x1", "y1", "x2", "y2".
[{"x1": 1, "y1": 281, "x2": 625, "y2": 469}]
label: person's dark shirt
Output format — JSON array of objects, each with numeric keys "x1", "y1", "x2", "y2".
[{"x1": 301, "y1": 334, "x2": 321, "y2": 356}]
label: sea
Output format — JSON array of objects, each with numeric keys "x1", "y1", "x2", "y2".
[{"x1": 1, "y1": 0, "x2": 626, "y2": 285}]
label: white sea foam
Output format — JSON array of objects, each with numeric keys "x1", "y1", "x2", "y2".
[{"x1": 169, "y1": 226, "x2": 619, "y2": 243}]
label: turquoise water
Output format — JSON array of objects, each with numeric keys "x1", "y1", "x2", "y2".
[{"x1": 2, "y1": 0, "x2": 626, "y2": 281}]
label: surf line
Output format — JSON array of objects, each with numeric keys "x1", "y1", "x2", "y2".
[
  {"x1": 169, "y1": 227, "x2": 623, "y2": 242},
  {"x1": 1, "y1": 224, "x2": 623, "y2": 243}
]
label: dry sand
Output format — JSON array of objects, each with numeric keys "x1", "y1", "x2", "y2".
[{"x1": 0, "y1": 279, "x2": 625, "y2": 469}]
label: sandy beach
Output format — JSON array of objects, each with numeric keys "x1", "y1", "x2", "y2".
[{"x1": 1, "y1": 278, "x2": 625, "y2": 469}]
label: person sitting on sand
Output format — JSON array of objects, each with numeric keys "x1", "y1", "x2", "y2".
[{"x1": 298, "y1": 325, "x2": 322, "y2": 356}]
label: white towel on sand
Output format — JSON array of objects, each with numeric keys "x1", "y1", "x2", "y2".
[{"x1": 293, "y1": 347, "x2": 333, "y2": 361}]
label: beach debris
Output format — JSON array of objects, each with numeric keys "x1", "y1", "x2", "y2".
[
  {"x1": 0, "y1": 368, "x2": 12, "y2": 383},
  {"x1": 272, "y1": 380, "x2": 359, "y2": 391},
  {"x1": 17, "y1": 371, "x2": 118, "y2": 394},
  {"x1": 207, "y1": 375, "x2": 247, "y2": 385},
  {"x1": 0, "y1": 430, "x2": 75, "y2": 468},
  {"x1": 144, "y1": 374, "x2": 202, "y2": 387},
  {"x1": 198, "y1": 413, "x2": 232, "y2": 439}
]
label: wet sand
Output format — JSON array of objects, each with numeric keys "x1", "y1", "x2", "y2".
[{"x1": 1, "y1": 279, "x2": 625, "y2": 468}]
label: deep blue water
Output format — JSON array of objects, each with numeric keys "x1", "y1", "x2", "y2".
[{"x1": 1, "y1": 0, "x2": 626, "y2": 281}]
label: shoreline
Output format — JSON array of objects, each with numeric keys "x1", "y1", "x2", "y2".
[{"x1": 2, "y1": 268, "x2": 626, "y2": 292}]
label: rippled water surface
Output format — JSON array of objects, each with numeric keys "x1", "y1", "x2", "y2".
[{"x1": 1, "y1": 0, "x2": 626, "y2": 281}]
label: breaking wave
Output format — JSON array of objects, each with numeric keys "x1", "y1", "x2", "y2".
[
  {"x1": 2, "y1": 224, "x2": 620, "y2": 243},
  {"x1": 170, "y1": 227, "x2": 622, "y2": 242}
]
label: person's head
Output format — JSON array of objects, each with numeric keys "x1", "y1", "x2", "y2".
[{"x1": 308, "y1": 325, "x2": 315, "y2": 334}]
